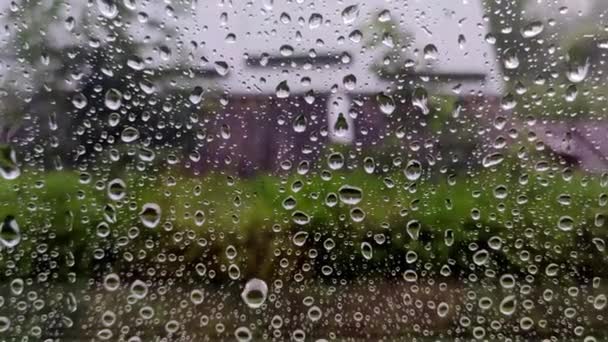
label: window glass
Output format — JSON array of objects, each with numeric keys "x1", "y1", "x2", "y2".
[{"x1": 0, "y1": 0, "x2": 607, "y2": 340}]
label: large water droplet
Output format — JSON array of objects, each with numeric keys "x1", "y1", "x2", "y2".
[
  {"x1": 97, "y1": 0, "x2": 118, "y2": 19},
  {"x1": 377, "y1": 92, "x2": 395, "y2": 115},
  {"x1": 503, "y1": 48, "x2": 520, "y2": 69},
  {"x1": 107, "y1": 178, "x2": 126, "y2": 201},
  {"x1": 104, "y1": 88, "x2": 122, "y2": 110},
  {"x1": 0, "y1": 216, "x2": 20, "y2": 248},
  {"x1": 292, "y1": 211, "x2": 310, "y2": 225},
  {"x1": 566, "y1": 58, "x2": 590, "y2": 83},
  {"x1": 341, "y1": 5, "x2": 359, "y2": 24},
  {"x1": 521, "y1": 21, "x2": 544, "y2": 38},
  {"x1": 241, "y1": 278, "x2": 268, "y2": 309},
  {"x1": 338, "y1": 185, "x2": 363, "y2": 205},
  {"x1": 558, "y1": 216, "x2": 574, "y2": 231},
  {"x1": 130, "y1": 280, "x2": 148, "y2": 299},
  {"x1": 139, "y1": 203, "x2": 161, "y2": 228},
  {"x1": 121, "y1": 126, "x2": 140, "y2": 143},
  {"x1": 361, "y1": 242, "x2": 373, "y2": 260},
  {"x1": 499, "y1": 295, "x2": 517, "y2": 316},
  {"x1": 276, "y1": 81, "x2": 290, "y2": 98},
  {"x1": 0, "y1": 145, "x2": 20, "y2": 180}
]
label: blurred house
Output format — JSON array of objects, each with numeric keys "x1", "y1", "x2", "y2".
[
  {"x1": 530, "y1": 122, "x2": 608, "y2": 173},
  {"x1": 171, "y1": 0, "x2": 504, "y2": 173}
]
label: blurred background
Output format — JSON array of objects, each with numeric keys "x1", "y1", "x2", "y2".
[{"x1": 0, "y1": 0, "x2": 608, "y2": 340}]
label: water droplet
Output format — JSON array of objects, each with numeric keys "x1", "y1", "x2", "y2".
[
  {"x1": 214, "y1": 61, "x2": 229, "y2": 76},
  {"x1": 241, "y1": 278, "x2": 268, "y2": 309},
  {"x1": 412, "y1": 87, "x2": 429, "y2": 115},
  {"x1": 276, "y1": 81, "x2": 290, "y2": 98},
  {"x1": 121, "y1": 126, "x2": 140, "y2": 143},
  {"x1": 104, "y1": 88, "x2": 122, "y2": 110},
  {"x1": 404, "y1": 160, "x2": 422, "y2": 181},
  {"x1": 406, "y1": 220, "x2": 421, "y2": 240},
  {"x1": 361, "y1": 242, "x2": 373, "y2": 260},
  {"x1": 521, "y1": 21, "x2": 544, "y2": 38},
  {"x1": 503, "y1": 48, "x2": 520, "y2": 69},
  {"x1": 189, "y1": 86, "x2": 204, "y2": 105},
  {"x1": 565, "y1": 84, "x2": 578, "y2": 102},
  {"x1": 343, "y1": 74, "x2": 357, "y2": 90},
  {"x1": 292, "y1": 211, "x2": 310, "y2": 225},
  {"x1": 558, "y1": 216, "x2": 574, "y2": 231},
  {"x1": 333, "y1": 113, "x2": 349, "y2": 137},
  {"x1": 293, "y1": 231, "x2": 309, "y2": 246},
  {"x1": 235, "y1": 326, "x2": 252, "y2": 341},
  {"x1": 10, "y1": 278, "x2": 23, "y2": 295},
  {"x1": 130, "y1": 280, "x2": 148, "y2": 299},
  {"x1": 308, "y1": 13, "x2": 323, "y2": 29},
  {"x1": 423, "y1": 44, "x2": 438, "y2": 60},
  {"x1": 338, "y1": 185, "x2": 363, "y2": 205},
  {"x1": 499, "y1": 295, "x2": 517, "y2": 316},
  {"x1": 566, "y1": 58, "x2": 590, "y2": 83},
  {"x1": 342, "y1": 5, "x2": 359, "y2": 24},
  {"x1": 104, "y1": 273, "x2": 121, "y2": 291},
  {"x1": 473, "y1": 249, "x2": 489, "y2": 266},
  {"x1": 72, "y1": 93, "x2": 88, "y2": 109},
  {"x1": 97, "y1": 0, "x2": 118, "y2": 19},
  {"x1": 0, "y1": 316, "x2": 10, "y2": 333},
  {"x1": 293, "y1": 114, "x2": 307, "y2": 133},
  {"x1": 378, "y1": 9, "x2": 391, "y2": 22},
  {"x1": 377, "y1": 92, "x2": 395, "y2": 115},
  {"x1": 482, "y1": 152, "x2": 504, "y2": 168},
  {"x1": 0, "y1": 216, "x2": 20, "y2": 248},
  {"x1": 437, "y1": 302, "x2": 449, "y2": 317},
  {"x1": 107, "y1": 178, "x2": 126, "y2": 201},
  {"x1": 139, "y1": 203, "x2": 161, "y2": 228},
  {"x1": 0, "y1": 145, "x2": 20, "y2": 180}
]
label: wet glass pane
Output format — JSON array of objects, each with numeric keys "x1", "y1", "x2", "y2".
[{"x1": 0, "y1": 0, "x2": 607, "y2": 340}]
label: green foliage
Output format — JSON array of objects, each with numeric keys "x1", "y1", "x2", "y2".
[{"x1": 1, "y1": 159, "x2": 607, "y2": 285}]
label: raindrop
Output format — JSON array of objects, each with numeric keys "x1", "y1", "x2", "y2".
[
  {"x1": 276, "y1": 81, "x2": 290, "y2": 98},
  {"x1": 361, "y1": 242, "x2": 373, "y2": 260},
  {"x1": 292, "y1": 211, "x2": 310, "y2": 225},
  {"x1": 404, "y1": 160, "x2": 422, "y2": 181},
  {"x1": 189, "y1": 86, "x2": 204, "y2": 104},
  {"x1": 241, "y1": 278, "x2": 268, "y2": 309},
  {"x1": 0, "y1": 145, "x2": 20, "y2": 180},
  {"x1": 566, "y1": 58, "x2": 590, "y2": 83},
  {"x1": 121, "y1": 127, "x2": 140, "y2": 143},
  {"x1": 342, "y1": 5, "x2": 359, "y2": 24},
  {"x1": 107, "y1": 179, "x2": 126, "y2": 201},
  {"x1": 97, "y1": 0, "x2": 118, "y2": 19},
  {"x1": 338, "y1": 185, "x2": 363, "y2": 205},
  {"x1": 558, "y1": 216, "x2": 574, "y2": 231},
  {"x1": 104, "y1": 88, "x2": 122, "y2": 110},
  {"x1": 0, "y1": 216, "x2": 20, "y2": 248},
  {"x1": 521, "y1": 21, "x2": 544, "y2": 38},
  {"x1": 423, "y1": 44, "x2": 438, "y2": 60},
  {"x1": 343, "y1": 74, "x2": 357, "y2": 90},
  {"x1": 130, "y1": 280, "x2": 148, "y2": 299},
  {"x1": 503, "y1": 48, "x2": 520, "y2": 69},
  {"x1": 308, "y1": 13, "x2": 323, "y2": 29},
  {"x1": 139, "y1": 203, "x2": 161, "y2": 228},
  {"x1": 499, "y1": 295, "x2": 517, "y2": 316},
  {"x1": 0, "y1": 317, "x2": 10, "y2": 333},
  {"x1": 377, "y1": 92, "x2": 395, "y2": 115},
  {"x1": 293, "y1": 231, "x2": 309, "y2": 246},
  {"x1": 333, "y1": 113, "x2": 349, "y2": 137},
  {"x1": 412, "y1": 87, "x2": 429, "y2": 114}
]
